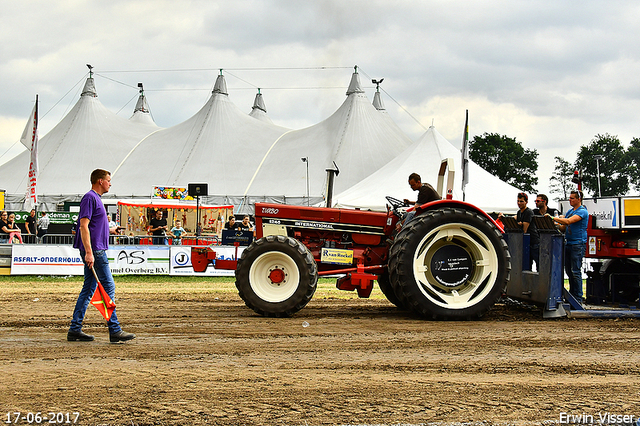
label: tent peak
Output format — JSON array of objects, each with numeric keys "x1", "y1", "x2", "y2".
[
  {"x1": 134, "y1": 83, "x2": 148, "y2": 113},
  {"x1": 252, "y1": 90, "x2": 267, "y2": 113},
  {"x1": 212, "y1": 74, "x2": 228, "y2": 95},
  {"x1": 346, "y1": 71, "x2": 364, "y2": 96},
  {"x1": 81, "y1": 77, "x2": 97, "y2": 98},
  {"x1": 372, "y1": 91, "x2": 385, "y2": 111}
]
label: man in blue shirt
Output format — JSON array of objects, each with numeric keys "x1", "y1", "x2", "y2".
[
  {"x1": 553, "y1": 190, "x2": 589, "y2": 301},
  {"x1": 67, "y1": 169, "x2": 136, "y2": 343}
]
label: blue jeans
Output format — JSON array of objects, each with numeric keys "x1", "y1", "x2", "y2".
[
  {"x1": 403, "y1": 210, "x2": 416, "y2": 226},
  {"x1": 153, "y1": 236, "x2": 167, "y2": 245},
  {"x1": 564, "y1": 243, "x2": 585, "y2": 300},
  {"x1": 69, "y1": 250, "x2": 121, "y2": 334}
]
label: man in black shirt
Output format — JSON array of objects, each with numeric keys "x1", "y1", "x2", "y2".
[
  {"x1": 516, "y1": 192, "x2": 539, "y2": 271},
  {"x1": 533, "y1": 193, "x2": 558, "y2": 217},
  {"x1": 403, "y1": 172, "x2": 441, "y2": 207},
  {"x1": 398, "y1": 173, "x2": 441, "y2": 229},
  {"x1": 25, "y1": 209, "x2": 37, "y2": 237},
  {"x1": 149, "y1": 210, "x2": 168, "y2": 245}
]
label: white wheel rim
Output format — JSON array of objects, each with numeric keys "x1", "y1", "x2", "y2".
[
  {"x1": 412, "y1": 222, "x2": 499, "y2": 310},
  {"x1": 249, "y1": 251, "x2": 300, "y2": 303}
]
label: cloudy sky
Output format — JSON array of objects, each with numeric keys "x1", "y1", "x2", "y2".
[{"x1": 1, "y1": 0, "x2": 639, "y2": 198}]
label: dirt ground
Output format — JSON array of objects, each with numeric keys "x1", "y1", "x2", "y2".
[{"x1": 1, "y1": 277, "x2": 639, "y2": 426}]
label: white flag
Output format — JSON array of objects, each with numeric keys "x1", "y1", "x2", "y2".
[{"x1": 23, "y1": 97, "x2": 39, "y2": 210}]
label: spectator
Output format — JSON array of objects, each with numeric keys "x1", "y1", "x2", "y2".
[
  {"x1": 108, "y1": 214, "x2": 117, "y2": 229},
  {"x1": 533, "y1": 194, "x2": 558, "y2": 217},
  {"x1": 149, "y1": 210, "x2": 168, "y2": 245},
  {"x1": 37, "y1": 211, "x2": 50, "y2": 243},
  {"x1": 516, "y1": 193, "x2": 539, "y2": 270},
  {"x1": 553, "y1": 190, "x2": 589, "y2": 302},
  {"x1": 0, "y1": 211, "x2": 10, "y2": 242},
  {"x1": 170, "y1": 221, "x2": 187, "y2": 245},
  {"x1": 1, "y1": 212, "x2": 23, "y2": 244},
  {"x1": 498, "y1": 193, "x2": 540, "y2": 271},
  {"x1": 25, "y1": 209, "x2": 37, "y2": 237},
  {"x1": 224, "y1": 216, "x2": 239, "y2": 231},
  {"x1": 238, "y1": 215, "x2": 254, "y2": 231}
]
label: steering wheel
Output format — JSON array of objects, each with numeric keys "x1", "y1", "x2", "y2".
[{"x1": 385, "y1": 196, "x2": 408, "y2": 215}]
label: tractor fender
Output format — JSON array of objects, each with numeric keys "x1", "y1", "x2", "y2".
[{"x1": 414, "y1": 199, "x2": 503, "y2": 233}]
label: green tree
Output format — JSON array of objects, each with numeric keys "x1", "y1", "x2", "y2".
[
  {"x1": 469, "y1": 132, "x2": 538, "y2": 193},
  {"x1": 627, "y1": 137, "x2": 640, "y2": 193},
  {"x1": 575, "y1": 133, "x2": 629, "y2": 197},
  {"x1": 549, "y1": 156, "x2": 574, "y2": 201}
]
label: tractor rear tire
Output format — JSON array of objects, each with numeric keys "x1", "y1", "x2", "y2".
[
  {"x1": 389, "y1": 207, "x2": 510, "y2": 320},
  {"x1": 377, "y1": 270, "x2": 406, "y2": 309},
  {"x1": 236, "y1": 235, "x2": 318, "y2": 317}
]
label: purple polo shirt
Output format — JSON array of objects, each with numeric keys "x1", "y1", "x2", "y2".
[{"x1": 73, "y1": 189, "x2": 109, "y2": 252}]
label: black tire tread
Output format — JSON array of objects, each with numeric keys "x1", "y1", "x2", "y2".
[{"x1": 388, "y1": 207, "x2": 511, "y2": 320}]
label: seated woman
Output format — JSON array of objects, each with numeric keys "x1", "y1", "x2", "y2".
[{"x1": 3, "y1": 212, "x2": 23, "y2": 244}]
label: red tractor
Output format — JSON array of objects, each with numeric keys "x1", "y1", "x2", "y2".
[{"x1": 193, "y1": 188, "x2": 511, "y2": 320}]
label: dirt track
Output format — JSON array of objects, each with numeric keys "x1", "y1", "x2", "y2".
[{"x1": 1, "y1": 278, "x2": 639, "y2": 426}]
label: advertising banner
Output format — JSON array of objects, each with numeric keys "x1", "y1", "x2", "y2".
[
  {"x1": 170, "y1": 246, "x2": 245, "y2": 276},
  {"x1": 10, "y1": 245, "x2": 245, "y2": 276},
  {"x1": 11, "y1": 245, "x2": 170, "y2": 275},
  {"x1": 107, "y1": 246, "x2": 170, "y2": 275},
  {"x1": 153, "y1": 186, "x2": 194, "y2": 200},
  {"x1": 11, "y1": 245, "x2": 84, "y2": 275},
  {"x1": 582, "y1": 198, "x2": 618, "y2": 229},
  {"x1": 560, "y1": 198, "x2": 619, "y2": 229},
  {"x1": 14, "y1": 211, "x2": 78, "y2": 225}
]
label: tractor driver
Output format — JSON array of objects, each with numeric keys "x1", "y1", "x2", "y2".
[
  {"x1": 403, "y1": 172, "x2": 441, "y2": 208},
  {"x1": 397, "y1": 173, "x2": 441, "y2": 230}
]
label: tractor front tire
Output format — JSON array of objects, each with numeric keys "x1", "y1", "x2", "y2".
[
  {"x1": 236, "y1": 235, "x2": 318, "y2": 317},
  {"x1": 389, "y1": 208, "x2": 510, "y2": 320}
]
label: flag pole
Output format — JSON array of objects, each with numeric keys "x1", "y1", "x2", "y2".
[
  {"x1": 91, "y1": 265, "x2": 100, "y2": 284},
  {"x1": 461, "y1": 109, "x2": 469, "y2": 202},
  {"x1": 23, "y1": 94, "x2": 39, "y2": 212}
]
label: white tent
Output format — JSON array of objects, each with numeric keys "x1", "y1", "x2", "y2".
[
  {"x1": 0, "y1": 77, "x2": 159, "y2": 199},
  {"x1": 112, "y1": 74, "x2": 290, "y2": 197},
  {"x1": 333, "y1": 126, "x2": 522, "y2": 213},
  {"x1": 1, "y1": 68, "x2": 520, "y2": 215},
  {"x1": 243, "y1": 70, "x2": 412, "y2": 198}
]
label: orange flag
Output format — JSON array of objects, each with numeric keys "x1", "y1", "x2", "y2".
[{"x1": 90, "y1": 268, "x2": 116, "y2": 321}]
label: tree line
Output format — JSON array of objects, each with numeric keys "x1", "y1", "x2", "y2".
[{"x1": 469, "y1": 132, "x2": 639, "y2": 200}]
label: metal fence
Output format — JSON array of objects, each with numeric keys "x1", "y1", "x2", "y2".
[
  {"x1": 108, "y1": 235, "x2": 221, "y2": 246},
  {"x1": 1, "y1": 234, "x2": 221, "y2": 246}
]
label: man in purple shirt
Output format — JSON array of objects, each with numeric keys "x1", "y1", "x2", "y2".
[{"x1": 67, "y1": 169, "x2": 135, "y2": 343}]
